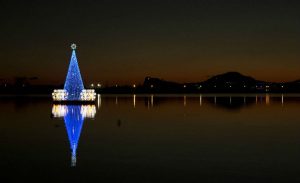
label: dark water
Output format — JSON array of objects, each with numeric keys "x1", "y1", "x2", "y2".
[{"x1": 1, "y1": 94, "x2": 300, "y2": 182}]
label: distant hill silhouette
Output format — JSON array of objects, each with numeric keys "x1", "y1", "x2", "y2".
[
  {"x1": 197, "y1": 72, "x2": 265, "y2": 92},
  {"x1": 137, "y1": 72, "x2": 298, "y2": 93},
  {"x1": 143, "y1": 76, "x2": 182, "y2": 92},
  {"x1": 203, "y1": 72, "x2": 260, "y2": 85},
  {"x1": 142, "y1": 72, "x2": 257, "y2": 93}
]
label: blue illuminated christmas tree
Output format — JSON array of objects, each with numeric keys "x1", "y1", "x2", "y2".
[
  {"x1": 64, "y1": 44, "x2": 84, "y2": 101},
  {"x1": 64, "y1": 105, "x2": 85, "y2": 167}
]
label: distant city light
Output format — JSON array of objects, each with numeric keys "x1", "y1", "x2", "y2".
[
  {"x1": 183, "y1": 85, "x2": 186, "y2": 88},
  {"x1": 91, "y1": 84, "x2": 94, "y2": 87},
  {"x1": 133, "y1": 84, "x2": 136, "y2": 88},
  {"x1": 97, "y1": 83, "x2": 101, "y2": 87},
  {"x1": 150, "y1": 85, "x2": 154, "y2": 88}
]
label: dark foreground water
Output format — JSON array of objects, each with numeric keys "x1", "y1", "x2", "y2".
[{"x1": 1, "y1": 94, "x2": 300, "y2": 182}]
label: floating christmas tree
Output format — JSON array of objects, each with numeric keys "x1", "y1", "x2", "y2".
[
  {"x1": 52, "y1": 43, "x2": 96, "y2": 102},
  {"x1": 64, "y1": 44, "x2": 84, "y2": 101}
]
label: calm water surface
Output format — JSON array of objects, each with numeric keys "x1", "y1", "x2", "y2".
[{"x1": 1, "y1": 94, "x2": 300, "y2": 182}]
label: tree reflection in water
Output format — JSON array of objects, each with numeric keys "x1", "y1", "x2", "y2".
[{"x1": 52, "y1": 105, "x2": 96, "y2": 167}]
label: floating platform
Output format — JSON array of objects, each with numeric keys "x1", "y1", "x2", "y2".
[
  {"x1": 52, "y1": 89, "x2": 96, "y2": 104},
  {"x1": 52, "y1": 100, "x2": 96, "y2": 104}
]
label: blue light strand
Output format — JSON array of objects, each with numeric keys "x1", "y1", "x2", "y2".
[
  {"x1": 63, "y1": 105, "x2": 85, "y2": 167},
  {"x1": 64, "y1": 50, "x2": 84, "y2": 101}
]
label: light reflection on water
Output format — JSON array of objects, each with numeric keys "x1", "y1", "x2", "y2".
[
  {"x1": 50, "y1": 94, "x2": 297, "y2": 167},
  {"x1": 1, "y1": 94, "x2": 300, "y2": 182},
  {"x1": 98, "y1": 94, "x2": 291, "y2": 110},
  {"x1": 52, "y1": 105, "x2": 96, "y2": 167}
]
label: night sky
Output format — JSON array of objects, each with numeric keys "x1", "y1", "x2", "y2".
[{"x1": 1, "y1": 0, "x2": 300, "y2": 85}]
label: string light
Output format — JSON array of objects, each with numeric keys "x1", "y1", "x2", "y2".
[
  {"x1": 52, "y1": 44, "x2": 96, "y2": 102},
  {"x1": 64, "y1": 46, "x2": 85, "y2": 100}
]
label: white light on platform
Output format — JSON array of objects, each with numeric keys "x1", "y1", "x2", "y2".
[
  {"x1": 80, "y1": 89, "x2": 96, "y2": 101},
  {"x1": 52, "y1": 89, "x2": 68, "y2": 101}
]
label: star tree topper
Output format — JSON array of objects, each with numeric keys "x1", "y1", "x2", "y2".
[{"x1": 71, "y1": 43, "x2": 77, "y2": 50}]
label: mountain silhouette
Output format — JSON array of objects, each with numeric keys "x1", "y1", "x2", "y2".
[{"x1": 203, "y1": 72, "x2": 260, "y2": 85}]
